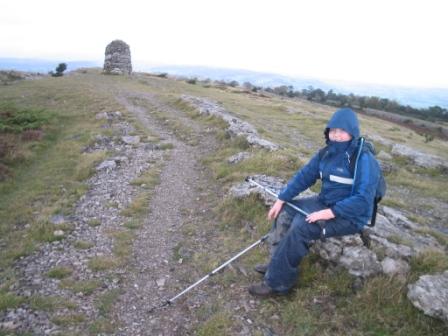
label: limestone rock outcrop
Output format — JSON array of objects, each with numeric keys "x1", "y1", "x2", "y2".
[
  {"x1": 181, "y1": 95, "x2": 279, "y2": 151},
  {"x1": 229, "y1": 174, "x2": 448, "y2": 322},
  {"x1": 103, "y1": 40, "x2": 132, "y2": 75},
  {"x1": 408, "y1": 271, "x2": 448, "y2": 323}
]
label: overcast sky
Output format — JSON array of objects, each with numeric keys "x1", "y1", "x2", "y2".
[{"x1": 1, "y1": 0, "x2": 447, "y2": 88}]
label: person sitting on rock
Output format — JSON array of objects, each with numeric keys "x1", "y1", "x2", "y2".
[{"x1": 249, "y1": 107, "x2": 381, "y2": 297}]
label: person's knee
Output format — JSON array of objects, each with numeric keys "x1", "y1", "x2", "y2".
[{"x1": 291, "y1": 219, "x2": 319, "y2": 241}]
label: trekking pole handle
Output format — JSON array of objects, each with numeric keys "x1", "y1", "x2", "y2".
[{"x1": 245, "y1": 177, "x2": 309, "y2": 217}]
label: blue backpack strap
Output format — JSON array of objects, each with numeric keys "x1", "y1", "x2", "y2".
[{"x1": 351, "y1": 137, "x2": 365, "y2": 195}]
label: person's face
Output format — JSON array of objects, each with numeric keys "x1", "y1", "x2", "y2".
[{"x1": 329, "y1": 128, "x2": 352, "y2": 142}]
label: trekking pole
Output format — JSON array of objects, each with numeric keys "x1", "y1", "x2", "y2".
[
  {"x1": 245, "y1": 177, "x2": 309, "y2": 216},
  {"x1": 245, "y1": 177, "x2": 327, "y2": 241},
  {"x1": 148, "y1": 233, "x2": 269, "y2": 313}
]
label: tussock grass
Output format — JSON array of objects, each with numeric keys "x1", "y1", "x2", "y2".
[
  {"x1": 73, "y1": 240, "x2": 94, "y2": 250},
  {"x1": 120, "y1": 194, "x2": 150, "y2": 217},
  {"x1": 96, "y1": 288, "x2": 122, "y2": 316},
  {"x1": 52, "y1": 313, "x2": 86, "y2": 326},
  {"x1": 90, "y1": 287, "x2": 122, "y2": 335},
  {"x1": 158, "y1": 142, "x2": 174, "y2": 150},
  {"x1": 387, "y1": 234, "x2": 414, "y2": 247},
  {"x1": 87, "y1": 219, "x2": 101, "y2": 227},
  {"x1": 0, "y1": 292, "x2": 25, "y2": 311},
  {"x1": 218, "y1": 194, "x2": 269, "y2": 235},
  {"x1": 197, "y1": 312, "x2": 232, "y2": 336},
  {"x1": 415, "y1": 227, "x2": 448, "y2": 247},
  {"x1": 110, "y1": 230, "x2": 133, "y2": 259},
  {"x1": 60, "y1": 279, "x2": 102, "y2": 295},
  {"x1": 123, "y1": 219, "x2": 142, "y2": 230},
  {"x1": 387, "y1": 169, "x2": 448, "y2": 202},
  {"x1": 74, "y1": 150, "x2": 107, "y2": 181},
  {"x1": 204, "y1": 141, "x2": 301, "y2": 185},
  {"x1": 29, "y1": 295, "x2": 77, "y2": 311},
  {"x1": 409, "y1": 250, "x2": 448, "y2": 282},
  {"x1": 89, "y1": 317, "x2": 117, "y2": 335},
  {"x1": 47, "y1": 266, "x2": 73, "y2": 279},
  {"x1": 88, "y1": 256, "x2": 119, "y2": 271},
  {"x1": 122, "y1": 162, "x2": 163, "y2": 218}
]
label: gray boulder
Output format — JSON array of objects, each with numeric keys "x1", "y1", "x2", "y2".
[
  {"x1": 228, "y1": 175, "x2": 285, "y2": 206},
  {"x1": 391, "y1": 143, "x2": 447, "y2": 169},
  {"x1": 381, "y1": 257, "x2": 410, "y2": 278},
  {"x1": 408, "y1": 271, "x2": 448, "y2": 323},
  {"x1": 227, "y1": 152, "x2": 252, "y2": 164},
  {"x1": 339, "y1": 246, "x2": 382, "y2": 277},
  {"x1": 96, "y1": 111, "x2": 122, "y2": 120},
  {"x1": 96, "y1": 160, "x2": 117, "y2": 171},
  {"x1": 312, "y1": 236, "x2": 383, "y2": 278},
  {"x1": 365, "y1": 134, "x2": 394, "y2": 147},
  {"x1": 228, "y1": 174, "x2": 315, "y2": 207}
]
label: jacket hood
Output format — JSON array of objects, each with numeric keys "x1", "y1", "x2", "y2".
[{"x1": 324, "y1": 108, "x2": 360, "y2": 140}]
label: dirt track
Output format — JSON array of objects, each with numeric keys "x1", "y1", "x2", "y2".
[{"x1": 113, "y1": 92, "x2": 223, "y2": 335}]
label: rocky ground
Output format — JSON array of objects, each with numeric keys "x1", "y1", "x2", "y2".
[{"x1": 1, "y1": 85, "x2": 447, "y2": 335}]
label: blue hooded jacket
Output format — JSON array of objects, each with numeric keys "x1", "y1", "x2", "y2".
[{"x1": 278, "y1": 108, "x2": 380, "y2": 229}]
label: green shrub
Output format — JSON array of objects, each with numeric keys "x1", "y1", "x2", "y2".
[{"x1": 0, "y1": 103, "x2": 52, "y2": 133}]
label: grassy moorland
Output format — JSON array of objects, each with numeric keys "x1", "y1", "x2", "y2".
[{"x1": 0, "y1": 69, "x2": 447, "y2": 335}]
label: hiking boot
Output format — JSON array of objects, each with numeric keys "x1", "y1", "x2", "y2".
[
  {"x1": 249, "y1": 282, "x2": 290, "y2": 298},
  {"x1": 248, "y1": 281, "x2": 276, "y2": 297},
  {"x1": 254, "y1": 263, "x2": 269, "y2": 274}
]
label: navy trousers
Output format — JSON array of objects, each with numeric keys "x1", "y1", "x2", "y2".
[{"x1": 264, "y1": 196, "x2": 360, "y2": 293}]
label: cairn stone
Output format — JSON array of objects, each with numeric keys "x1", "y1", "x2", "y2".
[{"x1": 103, "y1": 40, "x2": 132, "y2": 75}]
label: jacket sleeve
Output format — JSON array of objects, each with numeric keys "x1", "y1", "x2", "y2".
[
  {"x1": 278, "y1": 152, "x2": 320, "y2": 202},
  {"x1": 331, "y1": 152, "x2": 379, "y2": 221}
]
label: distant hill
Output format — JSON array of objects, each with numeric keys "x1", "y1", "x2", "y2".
[
  {"x1": 0, "y1": 58, "x2": 101, "y2": 73},
  {"x1": 147, "y1": 65, "x2": 448, "y2": 110},
  {"x1": 2, "y1": 58, "x2": 447, "y2": 109}
]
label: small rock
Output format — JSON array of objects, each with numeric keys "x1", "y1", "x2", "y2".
[
  {"x1": 156, "y1": 278, "x2": 166, "y2": 287},
  {"x1": 227, "y1": 152, "x2": 252, "y2": 164},
  {"x1": 50, "y1": 214, "x2": 66, "y2": 225},
  {"x1": 122, "y1": 135, "x2": 141, "y2": 145},
  {"x1": 53, "y1": 230, "x2": 64, "y2": 237},
  {"x1": 0, "y1": 321, "x2": 18, "y2": 330},
  {"x1": 96, "y1": 160, "x2": 117, "y2": 171},
  {"x1": 95, "y1": 112, "x2": 109, "y2": 120}
]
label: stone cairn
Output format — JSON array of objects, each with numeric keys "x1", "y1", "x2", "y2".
[{"x1": 103, "y1": 40, "x2": 132, "y2": 75}]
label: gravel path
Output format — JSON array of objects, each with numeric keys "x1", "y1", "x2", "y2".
[{"x1": 113, "y1": 93, "x2": 222, "y2": 335}]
